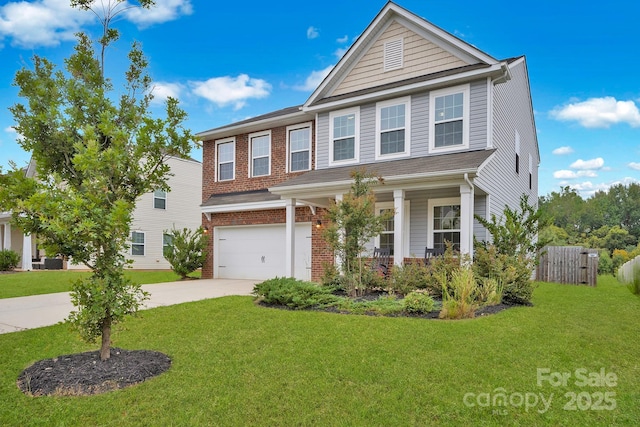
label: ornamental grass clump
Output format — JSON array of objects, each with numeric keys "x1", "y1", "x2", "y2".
[{"x1": 439, "y1": 267, "x2": 479, "y2": 319}]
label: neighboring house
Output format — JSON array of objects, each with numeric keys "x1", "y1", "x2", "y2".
[
  {"x1": 68, "y1": 156, "x2": 202, "y2": 270},
  {"x1": 1, "y1": 159, "x2": 38, "y2": 271},
  {"x1": 197, "y1": 2, "x2": 539, "y2": 282},
  {"x1": 2, "y1": 156, "x2": 201, "y2": 271}
]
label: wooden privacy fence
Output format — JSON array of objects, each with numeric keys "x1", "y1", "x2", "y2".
[
  {"x1": 618, "y1": 255, "x2": 640, "y2": 284},
  {"x1": 536, "y1": 246, "x2": 599, "y2": 286}
]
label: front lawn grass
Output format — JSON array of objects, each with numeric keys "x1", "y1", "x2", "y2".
[
  {"x1": 0, "y1": 270, "x2": 200, "y2": 299},
  {"x1": 0, "y1": 276, "x2": 638, "y2": 426}
]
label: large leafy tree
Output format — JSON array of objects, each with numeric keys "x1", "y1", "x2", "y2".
[{"x1": 0, "y1": 0, "x2": 194, "y2": 360}]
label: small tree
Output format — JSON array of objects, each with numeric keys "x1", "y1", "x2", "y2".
[
  {"x1": 322, "y1": 169, "x2": 393, "y2": 296},
  {"x1": 0, "y1": 1, "x2": 194, "y2": 360},
  {"x1": 474, "y1": 194, "x2": 550, "y2": 305},
  {"x1": 163, "y1": 227, "x2": 208, "y2": 279}
]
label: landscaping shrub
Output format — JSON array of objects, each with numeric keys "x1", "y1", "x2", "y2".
[
  {"x1": 387, "y1": 261, "x2": 429, "y2": 296},
  {"x1": 439, "y1": 267, "x2": 479, "y2": 319},
  {"x1": 336, "y1": 294, "x2": 404, "y2": 316},
  {"x1": 422, "y1": 242, "x2": 461, "y2": 297},
  {"x1": 163, "y1": 227, "x2": 208, "y2": 279},
  {"x1": 473, "y1": 244, "x2": 536, "y2": 305},
  {"x1": 475, "y1": 277, "x2": 503, "y2": 307},
  {"x1": 402, "y1": 290, "x2": 435, "y2": 314},
  {"x1": 0, "y1": 249, "x2": 20, "y2": 271},
  {"x1": 253, "y1": 277, "x2": 340, "y2": 309},
  {"x1": 598, "y1": 249, "x2": 614, "y2": 275}
]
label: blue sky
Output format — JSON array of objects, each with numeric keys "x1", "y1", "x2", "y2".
[{"x1": 0, "y1": 0, "x2": 639, "y2": 198}]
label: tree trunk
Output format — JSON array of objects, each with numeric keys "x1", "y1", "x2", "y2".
[{"x1": 100, "y1": 316, "x2": 112, "y2": 361}]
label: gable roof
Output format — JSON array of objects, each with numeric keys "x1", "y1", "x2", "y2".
[{"x1": 304, "y1": 2, "x2": 502, "y2": 110}]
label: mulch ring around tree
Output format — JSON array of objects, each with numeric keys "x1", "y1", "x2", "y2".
[{"x1": 17, "y1": 348, "x2": 171, "y2": 396}]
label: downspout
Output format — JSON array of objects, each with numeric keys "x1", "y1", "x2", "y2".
[{"x1": 464, "y1": 173, "x2": 475, "y2": 259}]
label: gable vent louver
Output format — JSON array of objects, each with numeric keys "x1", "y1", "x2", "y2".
[{"x1": 384, "y1": 38, "x2": 404, "y2": 71}]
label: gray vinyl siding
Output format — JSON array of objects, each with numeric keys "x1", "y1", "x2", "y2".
[
  {"x1": 473, "y1": 195, "x2": 487, "y2": 242},
  {"x1": 475, "y1": 59, "x2": 538, "y2": 224},
  {"x1": 316, "y1": 112, "x2": 330, "y2": 169},
  {"x1": 411, "y1": 92, "x2": 429, "y2": 157},
  {"x1": 469, "y1": 80, "x2": 488, "y2": 150},
  {"x1": 360, "y1": 103, "x2": 376, "y2": 163}
]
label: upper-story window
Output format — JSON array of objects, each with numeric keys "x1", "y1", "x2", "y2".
[
  {"x1": 216, "y1": 139, "x2": 235, "y2": 181},
  {"x1": 376, "y1": 97, "x2": 410, "y2": 159},
  {"x1": 515, "y1": 130, "x2": 521, "y2": 174},
  {"x1": 429, "y1": 84, "x2": 470, "y2": 152},
  {"x1": 287, "y1": 123, "x2": 311, "y2": 172},
  {"x1": 249, "y1": 131, "x2": 271, "y2": 177},
  {"x1": 329, "y1": 108, "x2": 359, "y2": 165},
  {"x1": 153, "y1": 189, "x2": 166, "y2": 209}
]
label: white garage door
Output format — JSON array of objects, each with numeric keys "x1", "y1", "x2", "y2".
[{"x1": 215, "y1": 223, "x2": 312, "y2": 281}]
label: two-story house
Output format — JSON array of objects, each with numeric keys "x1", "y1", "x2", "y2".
[
  {"x1": 2, "y1": 156, "x2": 201, "y2": 271},
  {"x1": 197, "y1": 2, "x2": 539, "y2": 282}
]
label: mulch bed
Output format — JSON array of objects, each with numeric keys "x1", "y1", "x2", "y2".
[{"x1": 17, "y1": 348, "x2": 171, "y2": 396}]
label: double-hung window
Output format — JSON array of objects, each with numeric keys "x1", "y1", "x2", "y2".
[
  {"x1": 131, "y1": 231, "x2": 145, "y2": 256},
  {"x1": 153, "y1": 189, "x2": 166, "y2": 209},
  {"x1": 162, "y1": 233, "x2": 173, "y2": 258},
  {"x1": 250, "y1": 132, "x2": 271, "y2": 177},
  {"x1": 216, "y1": 139, "x2": 235, "y2": 181},
  {"x1": 287, "y1": 124, "x2": 311, "y2": 172},
  {"x1": 329, "y1": 108, "x2": 359, "y2": 164},
  {"x1": 429, "y1": 84, "x2": 469, "y2": 152},
  {"x1": 376, "y1": 97, "x2": 410, "y2": 159},
  {"x1": 428, "y1": 198, "x2": 461, "y2": 252}
]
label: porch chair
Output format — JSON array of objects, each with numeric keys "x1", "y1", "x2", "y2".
[
  {"x1": 424, "y1": 247, "x2": 444, "y2": 265},
  {"x1": 371, "y1": 247, "x2": 391, "y2": 278}
]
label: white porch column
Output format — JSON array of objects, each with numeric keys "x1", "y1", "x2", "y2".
[
  {"x1": 459, "y1": 184, "x2": 474, "y2": 257},
  {"x1": 285, "y1": 198, "x2": 296, "y2": 278},
  {"x1": 3, "y1": 223, "x2": 11, "y2": 251},
  {"x1": 393, "y1": 189, "x2": 405, "y2": 266},
  {"x1": 22, "y1": 233, "x2": 33, "y2": 271}
]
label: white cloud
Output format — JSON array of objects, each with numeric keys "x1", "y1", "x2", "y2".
[
  {"x1": 0, "y1": 0, "x2": 192, "y2": 48},
  {"x1": 0, "y1": 0, "x2": 92, "y2": 48},
  {"x1": 569, "y1": 177, "x2": 640, "y2": 198},
  {"x1": 336, "y1": 35, "x2": 349, "y2": 43},
  {"x1": 294, "y1": 65, "x2": 334, "y2": 92},
  {"x1": 551, "y1": 97, "x2": 640, "y2": 128},
  {"x1": 334, "y1": 47, "x2": 348, "y2": 59},
  {"x1": 552, "y1": 146, "x2": 574, "y2": 155},
  {"x1": 190, "y1": 74, "x2": 271, "y2": 110},
  {"x1": 570, "y1": 157, "x2": 604, "y2": 170},
  {"x1": 553, "y1": 170, "x2": 598, "y2": 179},
  {"x1": 123, "y1": 0, "x2": 193, "y2": 28},
  {"x1": 150, "y1": 82, "x2": 185, "y2": 105},
  {"x1": 306, "y1": 26, "x2": 319, "y2": 39},
  {"x1": 628, "y1": 162, "x2": 640, "y2": 171}
]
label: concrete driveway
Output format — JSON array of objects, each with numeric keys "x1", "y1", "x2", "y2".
[{"x1": 0, "y1": 279, "x2": 257, "y2": 334}]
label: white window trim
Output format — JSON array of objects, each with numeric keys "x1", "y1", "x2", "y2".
[
  {"x1": 427, "y1": 197, "x2": 461, "y2": 249},
  {"x1": 329, "y1": 107, "x2": 360, "y2": 166},
  {"x1": 215, "y1": 138, "x2": 235, "y2": 182},
  {"x1": 248, "y1": 130, "x2": 272, "y2": 178},
  {"x1": 374, "y1": 201, "x2": 410, "y2": 255},
  {"x1": 429, "y1": 84, "x2": 470, "y2": 153},
  {"x1": 153, "y1": 189, "x2": 167, "y2": 210},
  {"x1": 286, "y1": 122, "x2": 312, "y2": 173},
  {"x1": 375, "y1": 96, "x2": 411, "y2": 160},
  {"x1": 130, "y1": 231, "x2": 145, "y2": 256}
]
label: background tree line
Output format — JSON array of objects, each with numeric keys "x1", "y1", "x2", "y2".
[{"x1": 538, "y1": 183, "x2": 640, "y2": 273}]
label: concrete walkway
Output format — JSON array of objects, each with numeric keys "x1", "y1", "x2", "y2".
[{"x1": 0, "y1": 279, "x2": 257, "y2": 334}]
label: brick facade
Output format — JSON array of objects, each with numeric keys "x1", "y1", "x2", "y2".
[{"x1": 201, "y1": 121, "x2": 332, "y2": 281}]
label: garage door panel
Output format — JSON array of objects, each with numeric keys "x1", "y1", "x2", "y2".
[{"x1": 215, "y1": 224, "x2": 311, "y2": 280}]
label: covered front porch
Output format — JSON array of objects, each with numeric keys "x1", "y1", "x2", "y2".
[
  {"x1": 269, "y1": 150, "x2": 495, "y2": 277},
  {"x1": 0, "y1": 213, "x2": 36, "y2": 271}
]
